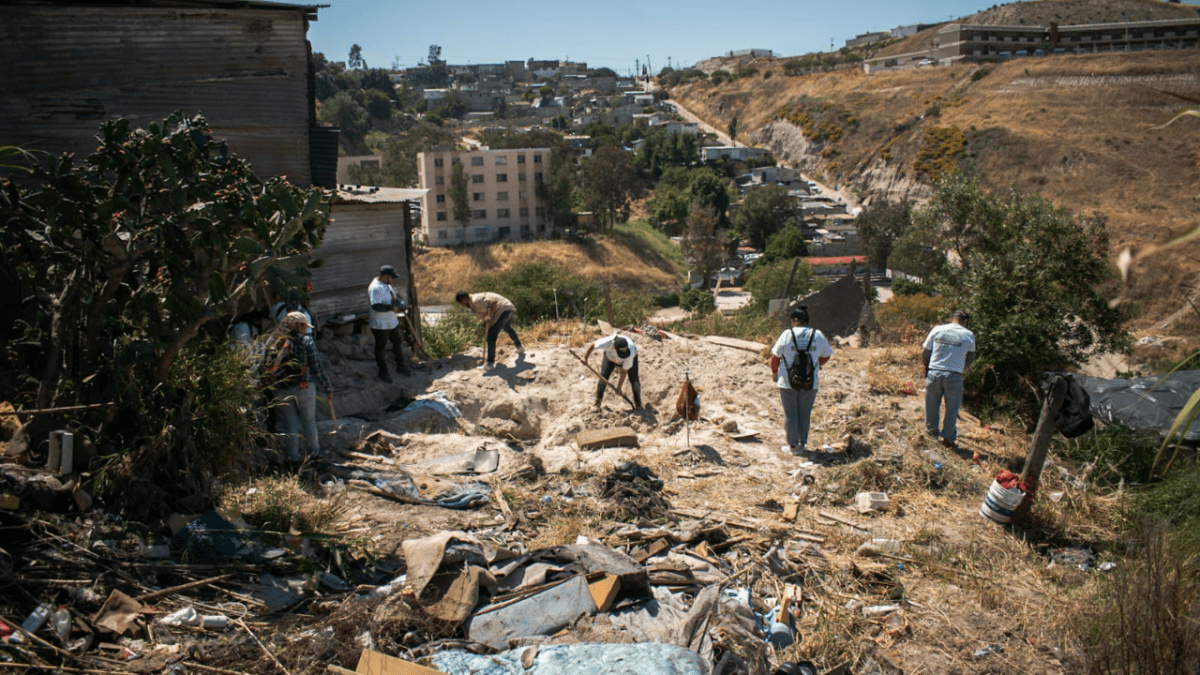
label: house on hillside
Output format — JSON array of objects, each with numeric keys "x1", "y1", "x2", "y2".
[
  {"x1": 0, "y1": 0, "x2": 336, "y2": 188},
  {"x1": 416, "y1": 148, "x2": 556, "y2": 246},
  {"x1": 702, "y1": 146, "x2": 767, "y2": 162}
]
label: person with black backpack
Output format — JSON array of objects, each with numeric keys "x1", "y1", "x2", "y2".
[{"x1": 770, "y1": 305, "x2": 833, "y2": 456}]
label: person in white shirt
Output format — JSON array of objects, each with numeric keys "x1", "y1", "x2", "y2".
[
  {"x1": 584, "y1": 334, "x2": 642, "y2": 409},
  {"x1": 369, "y1": 265, "x2": 411, "y2": 383},
  {"x1": 921, "y1": 309, "x2": 976, "y2": 447},
  {"x1": 770, "y1": 305, "x2": 833, "y2": 455}
]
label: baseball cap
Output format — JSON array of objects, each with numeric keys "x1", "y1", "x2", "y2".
[{"x1": 380, "y1": 264, "x2": 399, "y2": 278}]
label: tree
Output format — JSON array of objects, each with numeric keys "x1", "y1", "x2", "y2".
[
  {"x1": 856, "y1": 201, "x2": 911, "y2": 271},
  {"x1": 734, "y1": 185, "x2": 802, "y2": 250},
  {"x1": 648, "y1": 183, "x2": 690, "y2": 235},
  {"x1": 912, "y1": 173, "x2": 1132, "y2": 401},
  {"x1": 688, "y1": 170, "x2": 731, "y2": 225},
  {"x1": 317, "y1": 91, "x2": 369, "y2": 146},
  {"x1": 581, "y1": 145, "x2": 641, "y2": 231},
  {"x1": 762, "y1": 224, "x2": 808, "y2": 263},
  {"x1": 448, "y1": 161, "x2": 470, "y2": 229},
  {"x1": 427, "y1": 44, "x2": 443, "y2": 65},
  {"x1": 364, "y1": 89, "x2": 394, "y2": 119},
  {"x1": 0, "y1": 112, "x2": 330, "y2": 506},
  {"x1": 728, "y1": 114, "x2": 739, "y2": 142},
  {"x1": 745, "y1": 258, "x2": 814, "y2": 311},
  {"x1": 682, "y1": 205, "x2": 728, "y2": 288},
  {"x1": 348, "y1": 43, "x2": 366, "y2": 70}
]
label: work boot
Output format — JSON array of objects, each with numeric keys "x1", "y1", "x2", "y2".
[
  {"x1": 378, "y1": 370, "x2": 393, "y2": 383},
  {"x1": 396, "y1": 361, "x2": 412, "y2": 376}
]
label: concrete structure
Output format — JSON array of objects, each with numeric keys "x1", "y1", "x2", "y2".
[
  {"x1": 0, "y1": 0, "x2": 336, "y2": 188},
  {"x1": 417, "y1": 148, "x2": 554, "y2": 246}
]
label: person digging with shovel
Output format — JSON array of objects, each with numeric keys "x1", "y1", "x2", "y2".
[{"x1": 585, "y1": 334, "x2": 643, "y2": 410}]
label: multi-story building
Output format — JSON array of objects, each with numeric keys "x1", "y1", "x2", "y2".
[{"x1": 417, "y1": 148, "x2": 554, "y2": 246}]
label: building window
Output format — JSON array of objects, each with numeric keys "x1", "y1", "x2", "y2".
[
  {"x1": 517, "y1": 155, "x2": 526, "y2": 164},
  {"x1": 471, "y1": 156, "x2": 484, "y2": 166},
  {"x1": 535, "y1": 172, "x2": 543, "y2": 182},
  {"x1": 496, "y1": 173, "x2": 508, "y2": 182},
  {"x1": 437, "y1": 230, "x2": 447, "y2": 239},
  {"x1": 473, "y1": 192, "x2": 484, "y2": 202},
  {"x1": 436, "y1": 211, "x2": 447, "y2": 221},
  {"x1": 473, "y1": 209, "x2": 487, "y2": 219},
  {"x1": 495, "y1": 156, "x2": 508, "y2": 165},
  {"x1": 497, "y1": 191, "x2": 508, "y2": 201},
  {"x1": 534, "y1": 154, "x2": 543, "y2": 163},
  {"x1": 472, "y1": 175, "x2": 484, "y2": 183},
  {"x1": 451, "y1": 157, "x2": 460, "y2": 165},
  {"x1": 497, "y1": 208, "x2": 510, "y2": 218},
  {"x1": 435, "y1": 194, "x2": 445, "y2": 203},
  {"x1": 435, "y1": 176, "x2": 444, "y2": 185},
  {"x1": 519, "y1": 207, "x2": 529, "y2": 217},
  {"x1": 519, "y1": 190, "x2": 528, "y2": 199},
  {"x1": 518, "y1": 173, "x2": 527, "y2": 182},
  {"x1": 434, "y1": 157, "x2": 444, "y2": 167}
]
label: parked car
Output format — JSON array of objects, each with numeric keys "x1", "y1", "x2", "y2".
[{"x1": 918, "y1": 58, "x2": 935, "y2": 67}]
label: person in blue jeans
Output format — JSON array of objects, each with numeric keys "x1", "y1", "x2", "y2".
[
  {"x1": 456, "y1": 290, "x2": 525, "y2": 370},
  {"x1": 922, "y1": 309, "x2": 976, "y2": 447},
  {"x1": 770, "y1": 305, "x2": 833, "y2": 455}
]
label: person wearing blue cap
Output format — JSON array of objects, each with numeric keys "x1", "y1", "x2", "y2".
[{"x1": 369, "y1": 265, "x2": 411, "y2": 383}]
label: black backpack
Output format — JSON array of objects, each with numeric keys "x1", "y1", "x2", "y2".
[
  {"x1": 1054, "y1": 375, "x2": 1094, "y2": 439},
  {"x1": 787, "y1": 328, "x2": 817, "y2": 391}
]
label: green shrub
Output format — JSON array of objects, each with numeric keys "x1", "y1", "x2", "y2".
[
  {"x1": 473, "y1": 262, "x2": 601, "y2": 326},
  {"x1": 744, "y1": 258, "x2": 813, "y2": 312},
  {"x1": 421, "y1": 305, "x2": 479, "y2": 359},
  {"x1": 609, "y1": 290, "x2": 657, "y2": 327},
  {"x1": 680, "y1": 288, "x2": 716, "y2": 316},
  {"x1": 666, "y1": 311, "x2": 779, "y2": 345},
  {"x1": 874, "y1": 294, "x2": 946, "y2": 345},
  {"x1": 1056, "y1": 424, "x2": 1160, "y2": 490},
  {"x1": 891, "y1": 278, "x2": 934, "y2": 296},
  {"x1": 1132, "y1": 462, "x2": 1200, "y2": 533},
  {"x1": 971, "y1": 67, "x2": 991, "y2": 81}
]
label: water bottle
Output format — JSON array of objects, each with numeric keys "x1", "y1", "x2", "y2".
[{"x1": 52, "y1": 608, "x2": 71, "y2": 640}]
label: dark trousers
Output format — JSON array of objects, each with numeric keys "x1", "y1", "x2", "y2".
[
  {"x1": 596, "y1": 355, "x2": 642, "y2": 407},
  {"x1": 485, "y1": 309, "x2": 522, "y2": 364},
  {"x1": 372, "y1": 326, "x2": 409, "y2": 374}
]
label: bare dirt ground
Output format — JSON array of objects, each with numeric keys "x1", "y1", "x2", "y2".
[{"x1": 291, "y1": 320, "x2": 1106, "y2": 674}]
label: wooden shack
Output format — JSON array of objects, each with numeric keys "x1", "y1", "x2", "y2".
[
  {"x1": 0, "y1": 0, "x2": 336, "y2": 188},
  {"x1": 308, "y1": 187, "x2": 426, "y2": 333}
]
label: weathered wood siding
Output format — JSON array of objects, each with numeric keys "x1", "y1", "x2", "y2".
[
  {"x1": 309, "y1": 203, "x2": 410, "y2": 321},
  {"x1": 0, "y1": 4, "x2": 312, "y2": 184}
]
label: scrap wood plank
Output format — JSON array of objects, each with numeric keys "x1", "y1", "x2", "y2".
[
  {"x1": 782, "y1": 500, "x2": 800, "y2": 521},
  {"x1": 135, "y1": 574, "x2": 231, "y2": 603},
  {"x1": 672, "y1": 507, "x2": 774, "y2": 531},
  {"x1": 702, "y1": 335, "x2": 768, "y2": 353},
  {"x1": 818, "y1": 510, "x2": 870, "y2": 531},
  {"x1": 575, "y1": 426, "x2": 638, "y2": 451}
]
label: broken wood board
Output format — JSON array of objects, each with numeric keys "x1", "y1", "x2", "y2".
[
  {"x1": 702, "y1": 335, "x2": 768, "y2": 353},
  {"x1": 671, "y1": 507, "x2": 779, "y2": 532},
  {"x1": 576, "y1": 427, "x2": 638, "y2": 451},
  {"x1": 782, "y1": 501, "x2": 800, "y2": 521},
  {"x1": 730, "y1": 429, "x2": 760, "y2": 441},
  {"x1": 818, "y1": 510, "x2": 870, "y2": 531},
  {"x1": 356, "y1": 648, "x2": 447, "y2": 675}
]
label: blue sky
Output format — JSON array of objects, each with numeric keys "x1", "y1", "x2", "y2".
[{"x1": 309, "y1": 0, "x2": 1200, "y2": 73}]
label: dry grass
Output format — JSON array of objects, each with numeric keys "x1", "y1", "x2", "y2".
[{"x1": 221, "y1": 474, "x2": 346, "y2": 535}]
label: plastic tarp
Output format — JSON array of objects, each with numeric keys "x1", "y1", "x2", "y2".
[
  {"x1": 1074, "y1": 370, "x2": 1200, "y2": 442},
  {"x1": 429, "y1": 642, "x2": 708, "y2": 675}
]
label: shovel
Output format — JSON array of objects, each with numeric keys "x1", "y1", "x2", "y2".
[{"x1": 323, "y1": 394, "x2": 341, "y2": 434}]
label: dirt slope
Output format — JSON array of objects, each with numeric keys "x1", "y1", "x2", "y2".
[
  {"x1": 303, "y1": 321, "x2": 1108, "y2": 673},
  {"x1": 671, "y1": 50, "x2": 1200, "y2": 335}
]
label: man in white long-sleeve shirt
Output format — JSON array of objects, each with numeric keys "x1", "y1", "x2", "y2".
[
  {"x1": 369, "y1": 265, "x2": 411, "y2": 383},
  {"x1": 922, "y1": 309, "x2": 976, "y2": 447}
]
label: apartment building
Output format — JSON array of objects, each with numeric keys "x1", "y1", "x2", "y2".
[{"x1": 417, "y1": 148, "x2": 553, "y2": 246}]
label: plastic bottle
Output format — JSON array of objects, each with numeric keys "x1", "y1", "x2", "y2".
[
  {"x1": 11, "y1": 603, "x2": 52, "y2": 643},
  {"x1": 52, "y1": 608, "x2": 71, "y2": 641}
]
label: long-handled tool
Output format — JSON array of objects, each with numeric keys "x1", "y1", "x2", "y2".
[
  {"x1": 567, "y1": 349, "x2": 637, "y2": 410},
  {"x1": 323, "y1": 395, "x2": 341, "y2": 434}
]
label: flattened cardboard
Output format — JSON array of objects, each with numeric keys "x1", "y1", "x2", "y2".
[
  {"x1": 356, "y1": 648, "x2": 446, "y2": 675},
  {"x1": 587, "y1": 573, "x2": 621, "y2": 612}
]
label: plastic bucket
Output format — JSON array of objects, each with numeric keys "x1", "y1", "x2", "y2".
[{"x1": 980, "y1": 479, "x2": 1025, "y2": 524}]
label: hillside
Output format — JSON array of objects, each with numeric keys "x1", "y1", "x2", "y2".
[
  {"x1": 673, "y1": 28, "x2": 1200, "y2": 346},
  {"x1": 413, "y1": 222, "x2": 687, "y2": 304}
]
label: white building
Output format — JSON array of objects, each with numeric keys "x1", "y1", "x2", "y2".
[{"x1": 416, "y1": 148, "x2": 554, "y2": 246}]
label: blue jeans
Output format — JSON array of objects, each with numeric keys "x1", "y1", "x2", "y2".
[
  {"x1": 925, "y1": 370, "x2": 964, "y2": 443},
  {"x1": 276, "y1": 385, "x2": 318, "y2": 461},
  {"x1": 779, "y1": 387, "x2": 818, "y2": 448},
  {"x1": 485, "y1": 309, "x2": 522, "y2": 365}
]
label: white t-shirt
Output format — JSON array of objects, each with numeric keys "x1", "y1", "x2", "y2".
[
  {"x1": 593, "y1": 334, "x2": 637, "y2": 370},
  {"x1": 922, "y1": 322, "x2": 976, "y2": 373},
  {"x1": 368, "y1": 278, "x2": 401, "y2": 330},
  {"x1": 771, "y1": 326, "x2": 833, "y2": 390}
]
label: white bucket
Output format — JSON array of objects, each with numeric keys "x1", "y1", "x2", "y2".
[{"x1": 980, "y1": 479, "x2": 1024, "y2": 524}]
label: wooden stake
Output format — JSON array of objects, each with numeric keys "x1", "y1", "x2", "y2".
[{"x1": 1014, "y1": 376, "x2": 1067, "y2": 520}]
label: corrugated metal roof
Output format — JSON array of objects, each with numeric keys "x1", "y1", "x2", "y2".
[{"x1": 334, "y1": 187, "x2": 426, "y2": 204}]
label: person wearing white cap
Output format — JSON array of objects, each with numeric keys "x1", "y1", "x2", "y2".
[
  {"x1": 584, "y1": 334, "x2": 643, "y2": 409},
  {"x1": 369, "y1": 264, "x2": 411, "y2": 382},
  {"x1": 263, "y1": 311, "x2": 334, "y2": 464}
]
